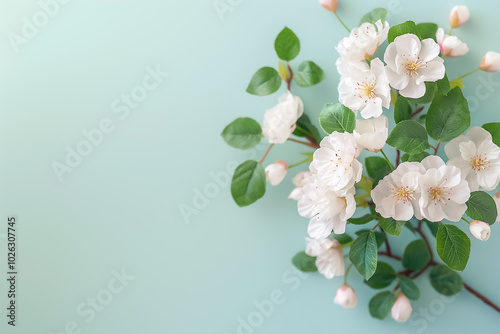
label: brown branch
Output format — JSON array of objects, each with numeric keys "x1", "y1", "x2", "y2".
[
  {"x1": 378, "y1": 251, "x2": 402, "y2": 261},
  {"x1": 464, "y1": 283, "x2": 500, "y2": 313},
  {"x1": 411, "y1": 106, "x2": 425, "y2": 118},
  {"x1": 395, "y1": 149, "x2": 401, "y2": 167},
  {"x1": 258, "y1": 144, "x2": 274, "y2": 164},
  {"x1": 287, "y1": 137, "x2": 320, "y2": 149}
]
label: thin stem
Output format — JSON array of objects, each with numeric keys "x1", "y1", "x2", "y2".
[
  {"x1": 448, "y1": 27, "x2": 453, "y2": 35},
  {"x1": 259, "y1": 144, "x2": 274, "y2": 164},
  {"x1": 371, "y1": 223, "x2": 379, "y2": 231},
  {"x1": 287, "y1": 137, "x2": 320, "y2": 149},
  {"x1": 457, "y1": 67, "x2": 480, "y2": 80},
  {"x1": 462, "y1": 216, "x2": 471, "y2": 224},
  {"x1": 344, "y1": 263, "x2": 354, "y2": 284},
  {"x1": 380, "y1": 149, "x2": 395, "y2": 171},
  {"x1": 464, "y1": 283, "x2": 500, "y2": 313},
  {"x1": 286, "y1": 62, "x2": 294, "y2": 91},
  {"x1": 334, "y1": 11, "x2": 351, "y2": 33},
  {"x1": 395, "y1": 149, "x2": 401, "y2": 168}
]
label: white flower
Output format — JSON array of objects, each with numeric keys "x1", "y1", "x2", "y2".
[
  {"x1": 335, "y1": 57, "x2": 369, "y2": 78},
  {"x1": 311, "y1": 132, "x2": 362, "y2": 195},
  {"x1": 338, "y1": 58, "x2": 391, "y2": 119},
  {"x1": 334, "y1": 284, "x2": 358, "y2": 308},
  {"x1": 297, "y1": 174, "x2": 356, "y2": 238},
  {"x1": 335, "y1": 20, "x2": 389, "y2": 71},
  {"x1": 418, "y1": 155, "x2": 470, "y2": 222},
  {"x1": 288, "y1": 171, "x2": 310, "y2": 200},
  {"x1": 480, "y1": 51, "x2": 500, "y2": 73},
  {"x1": 265, "y1": 161, "x2": 288, "y2": 186},
  {"x1": 353, "y1": 115, "x2": 389, "y2": 152},
  {"x1": 262, "y1": 92, "x2": 304, "y2": 144},
  {"x1": 319, "y1": 0, "x2": 337, "y2": 12},
  {"x1": 469, "y1": 220, "x2": 491, "y2": 241},
  {"x1": 445, "y1": 127, "x2": 500, "y2": 191},
  {"x1": 372, "y1": 162, "x2": 425, "y2": 221},
  {"x1": 305, "y1": 238, "x2": 345, "y2": 279},
  {"x1": 436, "y1": 28, "x2": 469, "y2": 58},
  {"x1": 494, "y1": 191, "x2": 500, "y2": 222},
  {"x1": 449, "y1": 5, "x2": 470, "y2": 29},
  {"x1": 391, "y1": 292, "x2": 412, "y2": 322},
  {"x1": 384, "y1": 34, "x2": 445, "y2": 98}
]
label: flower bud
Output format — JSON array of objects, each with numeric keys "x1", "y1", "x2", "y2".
[
  {"x1": 334, "y1": 284, "x2": 358, "y2": 308},
  {"x1": 436, "y1": 28, "x2": 469, "y2": 58},
  {"x1": 319, "y1": 0, "x2": 337, "y2": 12},
  {"x1": 469, "y1": 220, "x2": 491, "y2": 241},
  {"x1": 353, "y1": 116, "x2": 388, "y2": 152},
  {"x1": 480, "y1": 52, "x2": 500, "y2": 72},
  {"x1": 449, "y1": 5, "x2": 469, "y2": 28},
  {"x1": 391, "y1": 292, "x2": 412, "y2": 322},
  {"x1": 493, "y1": 191, "x2": 500, "y2": 222},
  {"x1": 265, "y1": 161, "x2": 288, "y2": 186}
]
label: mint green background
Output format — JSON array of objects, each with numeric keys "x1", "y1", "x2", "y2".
[{"x1": 0, "y1": 0, "x2": 499, "y2": 333}]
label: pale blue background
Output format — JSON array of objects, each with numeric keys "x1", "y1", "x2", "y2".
[{"x1": 0, "y1": 0, "x2": 499, "y2": 333}]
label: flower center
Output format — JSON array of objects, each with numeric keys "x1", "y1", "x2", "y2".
[
  {"x1": 470, "y1": 155, "x2": 489, "y2": 173},
  {"x1": 356, "y1": 82, "x2": 376, "y2": 100},
  {"x1": 393, "y1": 186, "x2": 415, "y2": 204},
  {"x1": 405, "y1": 61, "x2": 422, "y2": 76},
  {"x1": 429, "y1": 187, "x2": 444, "y2": 202}
]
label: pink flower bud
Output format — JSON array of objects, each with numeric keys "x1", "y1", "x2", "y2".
[
  {"x1": 480, "y1": 52, "x2": 500, "y2": 72},
  {"x1": 265, "y1": 161, "x2": 288, "y2": 186},
  {"x1": 319, "y1": 0, "x2": 338, "y2": 12},
  {"x1": 334, "y1": 284, "x2": 358, "y2": 308},
  {"x1": 391, "y1": 292, "x2": 412, "y2": 322},
  {"x1": 449, "y1": 5, "x2": 470, "y2": 28},
  {"x1": 469, "y1": 220, "x2": 491, "y2": 241}
]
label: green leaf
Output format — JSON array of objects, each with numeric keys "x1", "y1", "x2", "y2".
[
  {"x1": 399, "y1": 276, "x2": 420, "y2": 300},
  {"x1": 319, "y1": 103, "x2": 356, "y2": 134},
  {"x1": 402, "y1": 240, "x2": 431, "y2": 271},
  {"x1": 365, "y1": 156, "x2": 392, "y2": 187},
  {"x1": 359, "y1": 8, "x2": 388, "y2": 25},
  {"x1": 356, "y1": 230, "x2": 386, "y2": 249},
  {"x1": 246, "y1": 67, "x2": 282, "y2": 96},
  {"x1": 436, "y1": 224, "x2": 471, "y2": 271},
  {"x1": 369, "y1": 291, "x2": 396, "y2": 320},
  {"x1": 348, "y1": 214, "x2": 377, "y2": 225},
  {"x1": 407, "y1": 81, "x2": 437, "y2": 104},
  {"x1": 436, "y1": 73, "x2": 451, "y2": 96},
  {"x1": 387, "y1": 120, "x2": 430, "y2": 154},
  {"x1": 293, "y1": 113, "x2": 323, "y2": 144},
  {"x1": 292, "y1": 251, "x2": 317, "y2": 272},
  {"x1": 365, "y1": 262, "x2": 397, "y2": 289},
  {"x1": 231, "y1": 160, "x2": 266, "y2": 207},
  {"x1": 349, "y1": 231, "x2": 378, "y2": 280},
  {"x1": 294, "y1": 61, "x2": 326, "y2": 87},
  {"x1": 426, "y1": 86, "x2": 470, "y2": 142},
  {"x1": 221, "y1": 117, "x2": 262, "y2": 150},
  {"x1": 388, "y1": 21, "x2": 417, "y2": 43},
  {"x1": 394, "y1": 96, "x2": 412, "y2": 124},
  {"x1": 401, "y1": 151, "x2": 430, "y2": 162},
  {"x1": 466, "y1": 191, "x2": 498, "y2": 225},
  {"x1": 274, "y1": 27, "x2": 300, "y2": 61},
  {"x1": 482, "y1": 123, "x2": 500, "y2": 147},
  {"x1": 424, "y1": 219, "x2": 439, "y2": 237},
  {"x1": 429, "y1": 264, "x2": 464, "y2": 296},
  {"x1": 334, "y1": 233, "x2": 353, "y2": 245},
  {"x1": 379, "y1": 218, "x2": 406, "y2": 236},
  {"x1": 416, "y1": 23, "x2": 438, "y2": 41}
]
